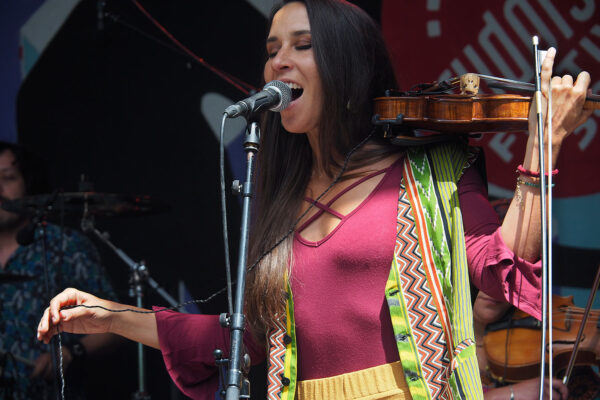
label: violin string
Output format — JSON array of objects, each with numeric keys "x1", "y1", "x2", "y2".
[
  {"x1": 502, "y1": 312, "x2": 514, "y2": 383},
  {"x1": 554, "y1": 316, "x2": 599, "y2": 323},
  {"x1": 556, "y1": 313, "x2": 600, "y2": 318},
  {"x1": 560, "y1": 308, "x2": 600, "y2": 315}
]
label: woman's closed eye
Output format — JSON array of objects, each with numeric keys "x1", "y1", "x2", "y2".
[{"x1": 267, "y1": 43, "x2": 312, "y2": 59}]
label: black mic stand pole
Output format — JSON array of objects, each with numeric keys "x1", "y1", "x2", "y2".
[
  {"x1": 38, "y1": 215, "x2": 62, "y2": 400},
  {"x1": 25, "y1": 195, "x2": 62, "y2": 400},
  {"x1": 219, "y1": 119, "x2": 259, "y2": 400}
]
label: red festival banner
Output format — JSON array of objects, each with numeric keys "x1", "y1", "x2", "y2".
[{"x1": 382, "y1": 0, "x2": 600, "y2": 248}]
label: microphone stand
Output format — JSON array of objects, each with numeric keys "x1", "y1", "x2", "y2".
[
  {"x1": 217, "y1": 119, "x2": 259, "y2": 400},
  {"x1": 80, "y1": 214, "x2": 182, "y2": 400}
]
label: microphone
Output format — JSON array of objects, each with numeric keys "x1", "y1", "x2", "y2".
[{"x1": 224, "y1": 80, "x2": 291, "y2": 118}]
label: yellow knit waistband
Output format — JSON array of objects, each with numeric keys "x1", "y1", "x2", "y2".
[{"x1": 296, "y1": 361, "x2": 412, "y2": 400}]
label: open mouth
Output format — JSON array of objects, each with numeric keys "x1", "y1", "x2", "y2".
[{"x1": 286, "y1": 82, "x2": 304, "y2": 101}]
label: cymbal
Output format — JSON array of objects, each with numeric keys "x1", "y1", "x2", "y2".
[
  {"x1": 0, "y1": 272, "x2": 34, "y2": 284},
  {"x1": 1, "y1": 192, "x2": 169, "y2": 217}
]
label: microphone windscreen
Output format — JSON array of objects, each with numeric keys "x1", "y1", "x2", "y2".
[{"x1": 264, "y1": 80, "x2": 292, "y2": 112}]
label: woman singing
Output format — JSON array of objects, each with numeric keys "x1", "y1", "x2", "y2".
[{"x1": 37, "y1": 1, "x2": 592, "y2": 399}]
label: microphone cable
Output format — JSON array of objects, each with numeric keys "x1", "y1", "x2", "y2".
[
  {"x1": 60, "y1": 128, "x2": 376, "y2": 317},
  {"x1": 54, "y1": 128, "x2": 377, "y2": 400}
]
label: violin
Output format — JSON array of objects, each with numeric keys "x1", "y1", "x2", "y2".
[
  {"x1": 372, "y1": 73, "x2": 600, "y2": 137},
  {"x1": 483, "y1": 295, "x2": 600, "y2": 399}
]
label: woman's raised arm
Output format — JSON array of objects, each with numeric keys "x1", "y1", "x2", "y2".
[{"x1": 500, "y1": 47, "x2": 593, "y2": 261}]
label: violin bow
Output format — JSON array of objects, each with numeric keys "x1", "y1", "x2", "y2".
[
  {"x1": 425, "y1": 73, "x2": 600, "y2": 111},
  {"x1": 531, "y1": 38, "x2": 553, "y2": 400},
  {"x1": 475, "y1": 74, "x2": 600, "y2": 109},
  {"x1": 404, "y1": 73, "x2": 600, "y2": 111},
  {"x1": 562, "y1": 264, "x2": 600, "y2": 386}
]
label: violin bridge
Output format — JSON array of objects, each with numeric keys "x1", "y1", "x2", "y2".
[{"x1": 460, "y1": 73, "x2": 480, "y2": 95}]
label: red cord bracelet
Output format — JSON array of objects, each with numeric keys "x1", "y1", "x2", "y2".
[{"x1": 517, "y1": 164, "x2": 558, "y2": 177}]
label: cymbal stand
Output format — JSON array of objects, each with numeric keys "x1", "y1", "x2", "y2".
[
  {"x1": 27, "y1": 193, "x2": 63, "y2": 400},
  {"x1": 217, "y1": 120, "x2": 259, "y2": 400},
  {"x1": 81, "y1": 215, "x2": 182, "y2": 400}
]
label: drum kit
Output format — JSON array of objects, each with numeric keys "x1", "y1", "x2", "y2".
[
  {"x1": 1, "y1": 191, "x2": 169, "y2": 218},
  {"x1": 1, "y1": 191, "x2": 170, "y2": 285},
  {"x1": 0, "y1": 191, "x2": 174, "y2": 400}
]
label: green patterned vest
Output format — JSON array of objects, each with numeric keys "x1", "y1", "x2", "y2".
[{"x1": 266, "y1": 142, "x2": 483, "y2": 400}]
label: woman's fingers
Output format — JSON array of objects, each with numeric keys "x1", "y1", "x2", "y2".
[
  {"x1": 529, "y1": 49, "x2": 592, "y2": 142},
  {"x1": 540, "y1": 47, "x2": 556, "y2": 89},
  {"x1": 573, "y1": 71, "x2": 593, "y2": 123},
  {"x1": 558, "y1": 74, "x2": 574, "y2": 87},
  {"x1": 550, "y1": 377, "x2": 569, "y2": 400},
  {"x1": 38, "y1": 288, "x2": 95, "y2": 342},
  {"x1": 549, "y1": 71, "x2": 593, "y2": 136},
  {"x1": 574, "y1": 70, "x2": 591, "y2": 92},
  {"x1": 37, "y1": 307, "x2": 52, "y2": 342},
  {"x1": 48, "y1": 288, "x2": 83, "y2": 323}
]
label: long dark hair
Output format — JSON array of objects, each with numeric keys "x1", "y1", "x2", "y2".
[{"x1": 245, "y1": 0, "x2": 399, "y2": 341}]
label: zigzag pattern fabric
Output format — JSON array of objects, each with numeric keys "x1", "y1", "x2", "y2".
[
  {"x1": 401, "y1": 143, "x2": 482, "y2": 399},
  {"x1": 406, "y1": 147, "x2": 454, "y2": 324},
  {"x1": 267, "y1": 280, "x2": 297, "y2": 400},
  {"x1": 267, "y1": 317, "x2": 287, "y2": 400},
  {"x1": 392, "y1": 187, "x2": 450, "y2": 399}
]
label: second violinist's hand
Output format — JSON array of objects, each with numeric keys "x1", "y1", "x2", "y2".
[
  {"x1": 31, "y1": 350, "x2": 72, "y2": 380},
  {"x1": 483, "y1": 377, "x2": 568, "y2": 400},
  {"x1": 37, "y1": 288, "x2": 115, "y2": 344},
  {"x1": 528, "y1": 47, "x2": 593, "y2": 156}
]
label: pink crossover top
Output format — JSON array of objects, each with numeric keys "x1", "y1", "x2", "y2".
[{"x1": 154, "y1": 159, "x2": 541, "y2": 399}]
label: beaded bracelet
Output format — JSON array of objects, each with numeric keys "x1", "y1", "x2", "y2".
[
  {"x1": 517, "y1": 176, "x2": 555, "y2": 188},
  {"x1": 515, "y1": 177, "x2": 555, "y2": 207},
  {"x1": 517, "y1": 164, "x2": 558, "y2": 177}
]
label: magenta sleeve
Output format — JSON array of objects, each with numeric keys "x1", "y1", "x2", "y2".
[
  {"x1": 459, "y1": 166, "x2": 542, "y2": 320},
  {"x1": 154, "y1": 307, "x2": 266, "y2": 399}
]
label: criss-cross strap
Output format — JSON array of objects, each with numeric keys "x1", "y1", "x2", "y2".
[{"x1": 297, "y1": 168, "x2": 388, "y2": 233}]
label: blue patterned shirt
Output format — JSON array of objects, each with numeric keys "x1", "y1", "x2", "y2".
[{"x1": 0, "y1": 223, "x2": 117, "y2": 399}]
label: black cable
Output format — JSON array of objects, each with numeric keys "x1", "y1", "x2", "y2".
[
  {"x1": 105, "y1": 13, "x2": 190, "y2": 64},
  {"x1": 219, "y1": 114, "x2": 233, "y2": 316},
  {"x1": 104, "y1": 11, "x2": 254, "y2": 94},
  {"x1": 57, "y1": 131, "x2": 374, "y2": 400},
  {"x1": 62, "y1": 286, "x2": 227, "y2": 315},
  {"x1": 63, "y1": 131, "x2": 376, "y2": 315}
]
